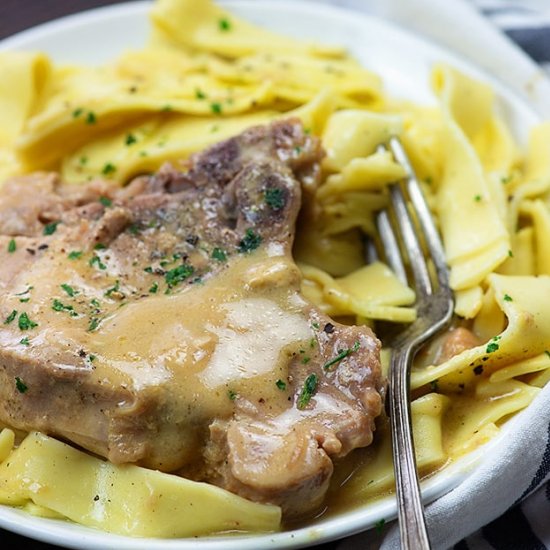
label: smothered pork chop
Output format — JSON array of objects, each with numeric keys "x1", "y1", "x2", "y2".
[{"x1": 0, "y1": 120, "x2": 384, "y2": 517}]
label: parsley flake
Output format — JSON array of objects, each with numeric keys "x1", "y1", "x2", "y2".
[
  {"x1": 68, "y1": 250, "x2": 83, "y2": 260},
  {"x1": 7, "y1": 238, "x2": 16, "y2": 253},
  {"x1": 19, "y1": 337, "x2": 30, "y2": 346},
  {"x1": 210, "y1": 102, "x2": 223, "y2": 114},
  {"x1": 165, "y1": 264, "x2": 194, "y2": 288},
  {"x1": 264, "y1": 187, "x2": 285, "y2": 210},
  {"x1": 474, "y1": 194, "x2": 482, "y2": 202},
  {"x1": 61, "y1": 284, "x2": 77, "y2": 297},
  {"x1": 43, "y1": 221, "x2": 59, "y2": 236},
  {"x1": 18, "y1": 312, "x2": 38, "y2": 331},
  {"x1": 52, "y1": 299, "x2": 74, "y2": 313},
  {"x1": 503, "y1": 294, "x2": 513, "y2": 302},
  {"x1": 102, "y1": 163, "x2": 116, "y2": 176},
  {"x1": 195, "y1": 89, "x2": 207, "y2": 100},
  {"x1": 238, "y1": 228, "x2": 262, "y2": 253},
  {"x1": 4, "y1": 310, "x2": 17, "y2": 324},
  {"x1": 486, "y1": 342, "x2": 499, "y2": 353},
  {"x1": 545, "y1": 350, "x2": 550, "y2": 359},
  {"x1": 99, "y1": 196, "x2": 112, "y2": 207},
  {"x1": 323, "y1": 341, "x2": 360, "y2": 370},
  {"x1": 85, "y1": 111, "x2": 97, "y2": 124},
  {"x1": 218, "y1": 18, "x2": 232, "y2": 31},
  {"x1": 72, "y1": 107, "x2": 83, "y2": 118},
  {"x1": 228, "y1": 389, "x2": 237, "y2": 401},
  {"x1": 297, "y1": 373, "x2": 318, "y2": 410},
  {"x1": 375, "y1": 519, "x2": 386, "y2": 534},
  {"x1": 149, "y1": 282, "x2": 159, "y2": 294},
  {"x1": 212, "y1": 247, "x2": 227, "y2": 262},
  {"x1": 275, "y1": 379, "x2": 287, "y2": 391},
  {"x1": 88, "y1": 318, "x2": 100, "y2": 332},
  {"x1": 89, "y1": 255, "x2": 107, "y2": 270},
  {"x1": 125, "y1": 133, "x2": 137, "y2": 146},
  {"x1": 15, "y1": 377, "x2": 28, "y2": 394}
]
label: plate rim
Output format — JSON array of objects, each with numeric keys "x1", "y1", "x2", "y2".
[{"x1": 0, "y1": 1, "x2": 542, "y2": 549}]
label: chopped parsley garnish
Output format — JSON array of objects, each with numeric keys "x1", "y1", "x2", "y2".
[
  {"x1": 68, "y1": 250, "x2": 83, "y2": 260},
  {"x1": 545, "y1": 350, "x2": 550, "y2": 359},
  {"x1": 61, "y1": 283, "x2": 77, "y2": 297},
  {"x1": 212, "y1": 247, "x2": 227, "y2": 262},
  {"x1": 19, "y1": 337, "x2": 30, "y2": 346},
  {"x1": 88, "y1": 318, "x2": 100, "y2": 332},
  {"x1": 15, "y1": 377, "x2": 28, "y2": 394},
  {"x1": 144, "y1": 266, "x2": 153, "y2": 274},
  {"x1": 301, "y1": 356, "x2": 311, "y2": 364},
  {"x1": 228, "y1": 389, "x2": 237, "y2": 401},
  {"x1": 161, "y1": 104, "x2": 173, "y2": 112},
  {"x1": 90, "y1": 298, "x2": 101, "y2": 308},
  {"x1": 43, "y1": 221, "x2": 59, "y2": 236},
  {"x1": 149, "y1": 282, "x2": 159, "y2": 294},
  {"x1": 503, "y1": 294, "x2": 513, "y2": 302},
  {"x1": 4, "y1": 310, "x2": 17, "y2": 324},
  {"x1": 275, "y1": 379, "x2": 287, "y2": 391},
  {"x1": 72, "y1": 107, "x2": 83, "y2": 118},
  {"x1": 486, "y1": 341, "x2": 499, "y2": 353},
  {"x1": 94, "y1": 243, "x2": 107, "y2": 250},
  {"x1": 323, "y1": 341, "x2": 360, "y2": 370},
  {"x1": 311, "y1": 321, "x2": 320, "y2": 330},
  {"x1": 99, "y1": 196, "x2": 112, "y2": 207},
  {"x1": 474, "y1": 194, "x2": 482, "y2": 202},
  {"x1": 19, "y1": 298, "x2": 30, "y2": 303},
  {"x1": 297, "y1": 373, "x2": 318, "y2": 410},
  {"x1": 165, "y1": 264, "x2": 194, "y2": 288},
  {"x1": 85, "y1": 111, "x2": 97, "y2": 124},
  {"x1": 210, "y1": 102, "x2": 223, "y2": 114},
  {"x1": 52, "y1": 299, "x2": 74, "y2": 313},
  {"x1": 238, "y1": 228, "x2": 262, "y2": 253},
  {"x1": 125, "y1": 133, "x2": 137, "y2": 146},
  {"x1": 18, "y1": 312, "x2": 38, "y2": 330},
  {"x1": 89, "y1": 255, "x2": 107, "y2": 270},
  {"x1": 102, "y1": 163, "x2": 116, "y2": 176},
  {"x1": 7, "y1": 238, "x2": 16, "y2": 253},
  {"x1": 375, "y1": 519, "x2": 386, "y2": 534},
  {"x1": 264, "y1": 187, "x2": 285, "y2": 210},
  {"x1": 508, "y1": 249, "x2": 514, "y2": 258},
  {"x1": 218, "y1": 18, "x2": 232, "y2": 31},
  {"x1": 195, "y1": 89, "x2": 207, "y2": 100},
  {"x1": 104, "y1": 280, "x2": 120, "y2": 297}
]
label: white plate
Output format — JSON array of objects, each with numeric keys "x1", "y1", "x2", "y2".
[{"x1": 0, "y1": 2, "x2": 542, "y2": 549}]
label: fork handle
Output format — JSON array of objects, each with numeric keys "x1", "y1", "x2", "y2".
[{"x1": 389, "y1": 346, "x2": 431, "y2": 549}]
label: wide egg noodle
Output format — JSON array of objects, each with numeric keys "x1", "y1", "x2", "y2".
[
  {"x1": 412, "y1": 274, "x2": 550, "y2": 391},
  {"x1": 0, "y1": 52, "x2": 52, "y2": 181},
  {"x1": 299, "y1": 262, "x2": 417, "y2": 323},
  {"x1": 431, "y1": 64, "x2": 510, "y2": 291},
  {"x1": 0, "y1": 431, "x2": 281, "y2": 537},
  {"x1": 149, "y1": 0, "x2": 345, "y2": 58}
]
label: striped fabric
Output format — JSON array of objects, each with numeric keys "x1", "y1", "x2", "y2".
[{"x1": 475, "y1": 0, "x2": 550, "y2": 75}]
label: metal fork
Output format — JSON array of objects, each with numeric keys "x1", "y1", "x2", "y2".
[{"x1": 372, "y1": 137, "x2": 454, "y2": 549}]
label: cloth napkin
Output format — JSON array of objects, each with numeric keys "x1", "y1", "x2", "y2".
[{"x1": 296, "y1": 0, "x2": 550, "y2": 548}]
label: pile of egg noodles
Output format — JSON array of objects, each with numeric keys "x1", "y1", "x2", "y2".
[{"x1": 1, "y1": 0, "x2": 550, "y2": 538}]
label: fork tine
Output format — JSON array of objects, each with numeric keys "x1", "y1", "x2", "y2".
[
  {"x1": 389, "y1": 137, "x2": 450, "y2": 290},
  {"x1": 376, "y1": 209, "x2": 408, "y2": 285},
  {"x1": 389, "y1": 182, "x2": 433, "y2": 298}
]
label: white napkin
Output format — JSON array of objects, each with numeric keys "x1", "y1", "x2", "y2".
[{"x1": 292, "y1": 1, "x2": 550, "y2": 548}]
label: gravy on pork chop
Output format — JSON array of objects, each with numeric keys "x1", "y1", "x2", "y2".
[{"x1": 0, "y1": 119, "x2": 384, "y2": 516}]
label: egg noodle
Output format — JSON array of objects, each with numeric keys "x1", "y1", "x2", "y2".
[{"x1": 1, "y1": 0, "x2": 550, "y2": 538}]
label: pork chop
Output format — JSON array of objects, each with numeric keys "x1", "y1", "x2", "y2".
[{"x1": 0, "y1": 119, "x2": 384, "y2": 517}]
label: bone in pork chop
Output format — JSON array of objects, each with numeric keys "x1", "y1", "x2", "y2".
[{"x1": 0, "y1": 119, "x2": 384, "y2": 517}]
